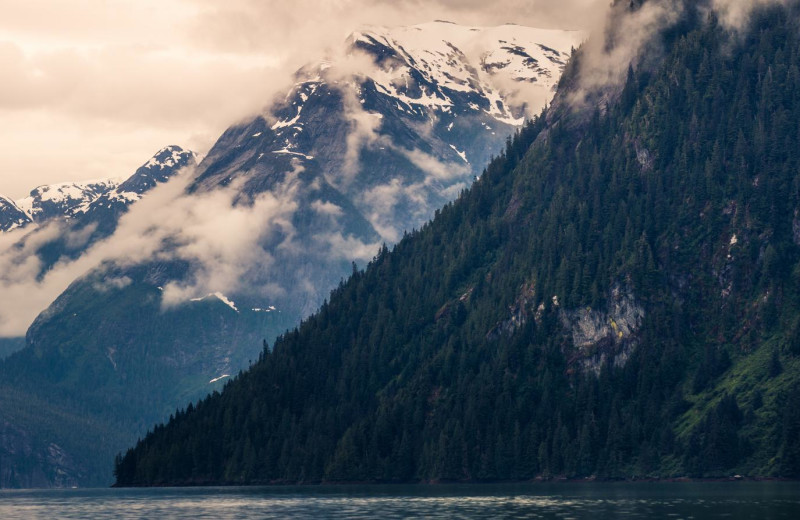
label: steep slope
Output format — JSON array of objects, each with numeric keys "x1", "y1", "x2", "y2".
[{"x1": 115, "y1": 2, "x2": 800, "y2": 486}]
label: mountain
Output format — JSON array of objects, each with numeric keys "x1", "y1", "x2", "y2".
[
  {"x1": 0, "y1": 195, "x2": 30, "y2": 232},
  {"x1": 42, "y1": 146, "x2": 197, "y2": 265},
  {"x1": 0, "y1": 146, "x2": 200, "y2": 486},
  {"x1": 114, "y1": 1, "x2": 800, "y2": 486},
  {"x1": 1, "y1": 145, "x2": 194, "y2": 232},
  {"x1": 185, "y1": 21, "x2": 582, "y2": 315},
  {"x1": 0, "y1": 23, "x2": 581, "y2": 487},
  {"x1": 193, "y1": 22, "x2": 579, "y2": 242}
]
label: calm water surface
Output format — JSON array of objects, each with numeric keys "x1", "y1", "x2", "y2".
[{"x1": 0, "y1": 482, "x2": 798, "y2": 519}]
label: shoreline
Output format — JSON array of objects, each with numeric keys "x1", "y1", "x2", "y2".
[{"x1": 113, "y1": 475, "x2": 799, "y2": 489}]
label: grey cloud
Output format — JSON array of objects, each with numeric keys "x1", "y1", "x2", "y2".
[
  {"x1": 711, "y1": 0, "x2": 791, "y2": 28},
  {"x1": 92, "y1": 275, "x2": 133, "y2": 293},
  {"x1": 567, "y1": 0, "x2": 790, "y2": 110},
  {"x1": 570, "y1": 0, "x2": 682, "y2": 106}
]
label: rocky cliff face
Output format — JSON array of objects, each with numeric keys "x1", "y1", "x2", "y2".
[
  {"x1": 559, "y1": 286, "x2": 645, "y2": 374},
  {"x1": 487, "y1": 281, "x2": 645, "y2": 374}
]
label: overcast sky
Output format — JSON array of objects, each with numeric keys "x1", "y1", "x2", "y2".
[{"x1": 0, "y1": 0, "x2": 606, "y2": 199}]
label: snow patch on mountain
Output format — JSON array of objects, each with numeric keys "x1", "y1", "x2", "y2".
[
  {"x1": 191, "y1": 292, "x2": 239, "y2": 313},
  {"x1": 142, "y1": 146, "x2": 193, "y2": 171},
  {"x1": 347, "y1": 22, "x2": 585, "y2": 124},
  {"x1": 16, "y1": 178, "x2": 122, "y2": 223},
  {"x1": 449, "y1": 144, "x2": 469, "y2": 163}
]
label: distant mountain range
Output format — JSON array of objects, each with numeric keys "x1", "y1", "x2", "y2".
[{"x1": 0, "y1": 22, "x2": 583, "y2": 487}]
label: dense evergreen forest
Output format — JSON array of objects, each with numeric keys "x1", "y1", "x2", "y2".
[{"x1": 115, "y1": 1, "x2": 800, "y2": 485}]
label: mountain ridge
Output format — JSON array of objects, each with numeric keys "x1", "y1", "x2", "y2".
[{"x1": 0, "y1": 145, "x2": 196, "y2": 238}]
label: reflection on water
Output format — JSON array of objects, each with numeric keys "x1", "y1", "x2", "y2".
[{"x1": 0, "y1": 482, "x2": 798, "y2": 519}]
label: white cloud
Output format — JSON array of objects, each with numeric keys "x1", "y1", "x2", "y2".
[
  {"x1": 402, "y1": 148, "x2": 469, "y2": 185},
  {"x1": 93, "y1": 275, "x2": 133, "y2": 293},
  {"x1": 0, "y1": 152, "x2": 389, "y2": 335}
]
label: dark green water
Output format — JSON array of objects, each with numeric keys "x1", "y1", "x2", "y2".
[{"x1": 0, "y1": 482, "x2": 798, "y2": 519}]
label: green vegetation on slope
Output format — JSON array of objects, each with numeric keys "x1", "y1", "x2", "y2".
[{"x1": 115, "y1": 2, "x2": 800, "y2": 485}]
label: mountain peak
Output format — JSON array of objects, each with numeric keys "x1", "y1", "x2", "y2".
[
  {"x1": 141, "y1": 145, "x2": 196, "y2": 171},
  {"x1": 116, "y1": 146, "x2": 196, "y2": 196},
  {"x1": 346, "y1": 22, "x2": 585, "y2": 125}
]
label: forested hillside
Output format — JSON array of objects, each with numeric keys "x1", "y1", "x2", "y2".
[{"x1": 115, "y1": 1, "x2": 800, "y2": 485}]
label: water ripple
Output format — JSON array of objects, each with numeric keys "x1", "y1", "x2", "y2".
[{"x1": 0, "y1": 482, "x2": 798, "y2": 519}]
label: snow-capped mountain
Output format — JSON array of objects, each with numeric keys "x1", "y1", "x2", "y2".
[
  {"x1": 347, "y1": 22, "x2": 577, "y2": 124},
  {"x1": 194, "y1": 22, "x2": 583, "y2": 241},
  {"x1": 0, "y1": 22, "x2": 583, "y2": 487},
  {"x1": 15, "y1": 20, "x2": 582, "y2": 381},
  {"x1": 0, "y1": 195, "x2": 31, "y2": 232},
  {"x1": 184, "y1": 21, "x2": 582, "y2": 315},
  {"x1": 116, "y1": 145, "x2": 196, "y2": 195}
]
